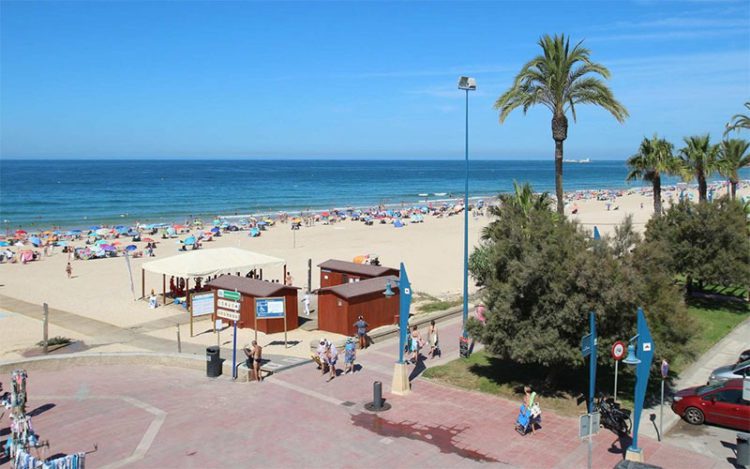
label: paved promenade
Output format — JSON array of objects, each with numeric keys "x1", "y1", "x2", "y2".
[{"x1": 0, "y1": 315, "x2": 717, "y2": 468}]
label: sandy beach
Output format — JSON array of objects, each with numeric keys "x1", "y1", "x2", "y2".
[{"x1": 1, "y1": 182, "x2": 747, "y2": 362}]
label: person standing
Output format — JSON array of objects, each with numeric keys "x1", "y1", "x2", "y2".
[
  {"x1": 354, "y1": 316, "x2": 368, "y2": 349},
  {"x1": 325, "y1": 341, "x2": 338, "y2": 382},
  {"x1": 65, "y1": 262, "x2": 72, "y2": 279},
  {"x1": 410, "y1": 325, "x2": 423, "y2": 364},
  {"x1": 251, "y1": 340, "x2": 263, "y2": 382},
  {"x1": 149, "y1": 289, "x2": 158, "y2": 309},
  {"x1": 343, "y1": 338, "x2": 356, "y2": 374},
  {"x1": 303, "y1": 292, "x2": 311, "y2": 316},
  {"x1": 285, "y1": 271, "x2": 293, "y2": 286}
]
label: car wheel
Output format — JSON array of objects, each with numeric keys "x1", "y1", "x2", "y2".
[{"x1": 684, "y1": 407, "x2": 704, "y2": 425}]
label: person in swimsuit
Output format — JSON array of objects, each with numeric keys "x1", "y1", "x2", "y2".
[
  {"x1": 244, "y1": 340, "x2": 263, "y2": 382},
  {"x1": 410, "y1": 325, "x2": 422, "y2": 364}
]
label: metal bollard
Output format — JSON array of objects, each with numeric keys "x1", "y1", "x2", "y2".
[{"x1": 373, "y1": 381, "x2": 382, "y2": 410}]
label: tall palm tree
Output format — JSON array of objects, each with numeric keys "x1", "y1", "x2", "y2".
[
  {"x1": 494, "y1": 33, "x2": 628, "y2": 215},
  {"x1": 718, "y1": 138, "x2": 750, "y2": 199},
  {"x1": 678, "y1": 134, "x2": 720, "y2": 202},
  {"x1": 626, "y1": 135, "x2": 676, "y2": 216},
  {"x1": 724, "y1": 102, "x2": 750, "y2": 136}
]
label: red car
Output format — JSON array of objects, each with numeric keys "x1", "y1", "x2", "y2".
[{"x1": 671, "y1": 379, "x2": 750, "y2": 431}]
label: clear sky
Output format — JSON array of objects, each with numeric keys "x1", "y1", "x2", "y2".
[{"x1": 1, "y1": 0, "x2": 749, "y2": 159}]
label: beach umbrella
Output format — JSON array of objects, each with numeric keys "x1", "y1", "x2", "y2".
[
  {"x1": 173, "y1": 224, "x2": 186, "y2": 230},
  {"x1": 15, "y1": 230, "x2": 27, "y2": 236},
  {"x1": 29, "y1": 237, "x2": 42, "y2": 247},
  {"x1": 101, "y1": 244, "x2": 116, "y2": 251},
  {"x1": 89, "y1": 225, "x2": 101, "y2": 231},
  {"x1": 0, "y1": 241, "x2": 8, "y2": 247},
  {"x1": 96, "y1": 228, "x2": 110, "y2": 236},
  {"x1": 125, "y1": 244, "x2": 137, "y2": 251},
  {"x1": 210, "y1": 227, "x2": 220, "y2": 234},
  {"x1": 56, "y1": 241, "x2": 68, "y2": 247},
  {"x1": 593, "y1": 226, "x2": 601, "y2": 241},
  {"x1": 117, "y1": 227, "x2": 129, "y2": 234},
  {"x1": 111, "y1": 240, "x2": 122, "y2": 245},
  {"x1": 184, "y1": 236, "x2": 196, "y2": 245},
  {"x1": 142, "y1": 237, "x2": 155, "y2": 243},
  {"x1": 95, "y1": 239, "x2": 108, "y2": 246},
  {"x1": 166, "y1": 227, "x2": 176, "y2": 236}
]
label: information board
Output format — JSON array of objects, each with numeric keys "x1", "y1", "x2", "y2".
[
  {"x1": 255, "y1": 297, "x2": 285, "y2": 319},
  {"x1": 191, "y1": 293, "x2": 215, "y2": 317}
]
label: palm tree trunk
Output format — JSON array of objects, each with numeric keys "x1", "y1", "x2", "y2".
[
  {"x1": 698, "y1": 172, "x2": 707, "y2": 202},
  {"x1": 731, "y1": 179, "x2": 737, "y2": 199},
  {"x1": 653, "y1": 174, "x2": 662, "y2": 216},
  {"x1": 551, "y1": 114, "x2": 568, "y2": 216},
  {"x1": 555, "y1": 141, "x2": 564, "y2": 215}
]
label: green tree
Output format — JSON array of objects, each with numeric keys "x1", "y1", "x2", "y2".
[
  {"x1": 678, "y1": 135, "x2": 720, "y2": 202},
  {"x1": 644, "y1": 198, "x2": 750, "y2": 293},
  {"x1": 626, "y1": 135, "x2": 676, "y2": 216},
  {"x1": 494, "y1": 34, "x2": 628, "y2": 215},
  {"x1": 718, "y1": 138, "x2": 750, "y2": 199},
  {"x1": 468, "y1": 189, "x2": 691, "y2": 371},
  {"x1": 724, "y1": 102, "x2": 750, "y2": 136}
]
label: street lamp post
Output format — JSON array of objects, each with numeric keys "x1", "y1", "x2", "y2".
[{"x1": 458, "y1": 76, "x2": 476, "y2": 347}]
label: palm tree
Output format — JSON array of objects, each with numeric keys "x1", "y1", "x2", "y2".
[
  {"x1": 494, "y1": 34, "x2": 628, "y2": 215},
  {"x1": 626, "y1": 135, "x2": 676, "y2": 215},
  {"x1": 718, "y1": 138, "x2": 750, "y2": 199},
  {"x1": 678, "y1": 135, "x2": 720, "y2": 202},
  {"x1": 725, "y1": 102, "x2": 750, "y2": 136},
  {"x1": 483, "y1": 182, "x2": 551, "y2": 239}
]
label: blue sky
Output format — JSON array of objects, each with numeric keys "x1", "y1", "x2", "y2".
[{"x1": 1, "y1": 1, "x2": 749, "y2": 159}]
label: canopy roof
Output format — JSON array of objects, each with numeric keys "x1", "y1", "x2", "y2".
[
  {"x1": 317, "y1": 275, "x2": 399, "y2": 300},
  {"x1": 317, "y1": 259, "x2": 398, "y2": 278},
  {"x1": 142, "y1": 247, "x2": 284, "y2": 278},
  {"x1": 206, "y1": 276, "x2": 299, "y2": 297}
]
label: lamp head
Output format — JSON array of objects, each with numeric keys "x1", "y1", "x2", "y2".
[
  {"x1": 623, "y1": 344, "x2": 641, "y2": 365},
  {"x1": 383, "y1": 280, "x2": 395, "y2": 297},
  {"x1": 458, "y1": 76, "x2": 477, "y2": 91}
]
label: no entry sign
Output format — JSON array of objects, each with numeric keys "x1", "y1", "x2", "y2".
[{"x1": 611, "y1": 341, "x2": 626, "y2": 361}]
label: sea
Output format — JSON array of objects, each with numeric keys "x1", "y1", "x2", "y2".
[{"x1": 0, "y1": 159, "x2": 743, "y2": 230}]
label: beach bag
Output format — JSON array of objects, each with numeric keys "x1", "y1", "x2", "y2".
[{"x1": 530, "y1": 403, "x2": 542, "y2": 418}]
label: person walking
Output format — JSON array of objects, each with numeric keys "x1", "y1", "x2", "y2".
[
  {"x1": 410, "y1": 325, "x2": 423, "y2": 364},
  {"x1": 343, "y1": 338, "x2": 356, "y2": 374},
  {"x1": 303, "y1": 292, "x2": 311, "y2": 316},
  {"x1": 325, "y1": 341, "x2": 338, "y2": 382},
  {"x1": 65, "y1": 262, "x2": 72, "y2": 279},
  {"x1": 427, "y1": 320, "x2": 439, "y2": 359},
  {"x1": 353, "y1": 315, "x2": 368, "y2": 349}
]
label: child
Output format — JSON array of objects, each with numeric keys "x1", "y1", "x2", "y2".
[{"x1": 344, "y1": 337, "x2": 356, "y2": 374}]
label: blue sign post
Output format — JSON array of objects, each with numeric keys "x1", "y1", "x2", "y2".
[
  {"x1": 626, "y1": 307, "x2": 655, "y2": 462},
  {"x1": 390, "y1": 262, "x2": 412, "y2": 395},
  {"x1": 232, "y1": 319, "x2": 238, "y2": 379},
  {"x1": 580, "y1": 311, "x2": 597, "y2": 413}
]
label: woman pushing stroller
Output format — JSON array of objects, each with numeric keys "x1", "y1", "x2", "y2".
[{"x1": 515, "y1": 385, "x2": 542, "y2": 435}]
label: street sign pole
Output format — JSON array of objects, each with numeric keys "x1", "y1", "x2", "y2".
[
  {"x1": 660, "y1": 359, "x2": 669, "y2": 442},
  {"x1": 614, "y1": 360, "x2": 619, "y2": 402},
  {"x1": 232, "y1": 319, "x2": 238, "y2": 379}
]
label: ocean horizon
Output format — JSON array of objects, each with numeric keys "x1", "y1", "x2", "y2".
[{"x1": 1, "y1": 159, "x2": 744, "y2": 230}]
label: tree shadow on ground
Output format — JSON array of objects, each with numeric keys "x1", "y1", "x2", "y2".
[
  {"x1": 467, "y1": 355, "x2": 584, "y2": 399},
  {"x1": 687, "y1": 295, "x2": 749, "y2": 314}
]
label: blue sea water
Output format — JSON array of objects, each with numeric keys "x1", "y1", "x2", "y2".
[{"x1": 0, "y1": 159, "x2": 740, "y2": 230}]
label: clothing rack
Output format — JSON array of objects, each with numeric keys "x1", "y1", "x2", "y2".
[{"x1": 2, "y1": 370, "x2": 86, "y2": 469}]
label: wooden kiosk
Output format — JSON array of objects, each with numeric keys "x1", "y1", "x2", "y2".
[
  {"x1": 206, "y1": 276, "x2": 299, "y2": 334},
  {"x1": 318, "y1": 259, "x2": 399, "y2": 288},
  {"x1": 316, "y1": 275, "x2": 399, "y2": 336}
]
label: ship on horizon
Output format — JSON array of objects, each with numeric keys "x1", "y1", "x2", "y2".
[{"x1": 563, "y1": 158, "x2": 591, "y2": 164}]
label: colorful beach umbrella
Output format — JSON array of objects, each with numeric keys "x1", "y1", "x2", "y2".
[
  {"x1": 210, "y1": 227, "x2": 220, "y2": 234},
  {"x1": 101, "y1": 244, "x2": 116, "y2": 251},
  {"x1": 0, "y1": 241, "x2": 8, "y2": 247},
  {"x1": 183, "y1": 236, "x2": 196, "y2": 245},
  {"x1": 142, "y1": 237, "x2": 155, "y2": 243},
  {"x1": 125, "y1": 245, "x2": 137, "y2": 251},
  {"x1": 96, "y1": 228, "x2": 110, "y2": 236},
  {"x1": 95, "y1": 239, "x2": 108, "y2": 246},
  {"x1": 29, "y1": 237, "x2": 42, "y2": 246}
]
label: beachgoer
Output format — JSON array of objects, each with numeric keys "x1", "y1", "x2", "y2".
[
  {"x1": 523, "y1": 385, "x2": 540, "y2": 434},
  {"x1": 354, "y1": 315, "x2": 368, "y2": 349},
  {"x1": 149, "y1": 289, "x2": 158, "y2": 309},
  {"x1": 410, "y1": 325, "x2": 423, "y2": 364},
  {"x1": 344, "y1": 337, "x2": 356, "y2": 374},
  {"x1": 285, "y1": 272, "x2": 293, "y2": 286},
  {"x1": 475, "y1": 304, "x2": 486, "y2": 324},
  {"x1": 325, "y1": 341, "x2": 338, "y2": 381},
  {"x1": 428, "y1": 320, "x2": 439, "y2": 359},
  {"x1": 303, "y1": 292, "x2": 311, "y2": 316},
  {"x1": 244, "y1": 340, "x2": 262, "y2": 382},
  {"x1": 65, "y1": 262, "x2": 72, "y2": 279},
  {"x1": 313, "y1": 338, "x2": 328, "y2": 373}
]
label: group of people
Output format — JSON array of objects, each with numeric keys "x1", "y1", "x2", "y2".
[
  {"x1": 406, "y1": 321, "x2": 440, "y2": 364},
  {"x1": 313, "y1": 337, "x2": 357, "y2": 382}
]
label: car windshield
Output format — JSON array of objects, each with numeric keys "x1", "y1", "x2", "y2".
[
  {"x1": 732, "y1": 359, "x2": 750, "y2": 371},
  {"x1": 696, "y1": 383, "x2": 723, "y2": 395}
]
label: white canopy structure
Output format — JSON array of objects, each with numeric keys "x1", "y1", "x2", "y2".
[
  {"x1": 141, "y1": 247, "x2": 285, "y2": 303},
  {"x1": 142, "y1": 247, "x2": 284, "y2": 278}
]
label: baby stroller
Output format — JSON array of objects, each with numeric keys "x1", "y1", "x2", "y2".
[{"x1": 515, "y1": 403, "x2": 541, "y2": 435}]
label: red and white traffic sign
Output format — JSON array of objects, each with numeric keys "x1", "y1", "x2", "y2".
[{"x1": 611, "y1": 341, "x2": 626, "y2": 361}]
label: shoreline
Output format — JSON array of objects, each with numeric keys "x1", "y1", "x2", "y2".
[{"x1": 3, "y1": 178, "x2": 746, "y2": 233}]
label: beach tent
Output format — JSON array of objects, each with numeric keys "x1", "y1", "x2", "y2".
[
  {"x1": 393, "y1": 219, "x2": 404, "y2": 228},
  {"x1": 141, "y1": 247, "x2": 285, "y2": 305}
]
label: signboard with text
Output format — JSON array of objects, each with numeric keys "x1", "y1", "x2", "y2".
[
  {"x1": 218, "y1": 289, "x2": 241, "y2": 301},
  {"x1": 217, "y1": 309, "x2": 240, "y2": 322},
  {"x1": 191, "y1": 293, "x2": 215, "y2": 317},
  {"x1": 255, "y1": 297, "x2": 285, "y2": 319}
]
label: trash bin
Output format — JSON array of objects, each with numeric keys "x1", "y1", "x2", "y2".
[
  {"x1": 206, "y1": 346, "x2": 221, "y2": 378},
  {"x1": 737, "y1": 432, "x2": 750, "y2": 467}
]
